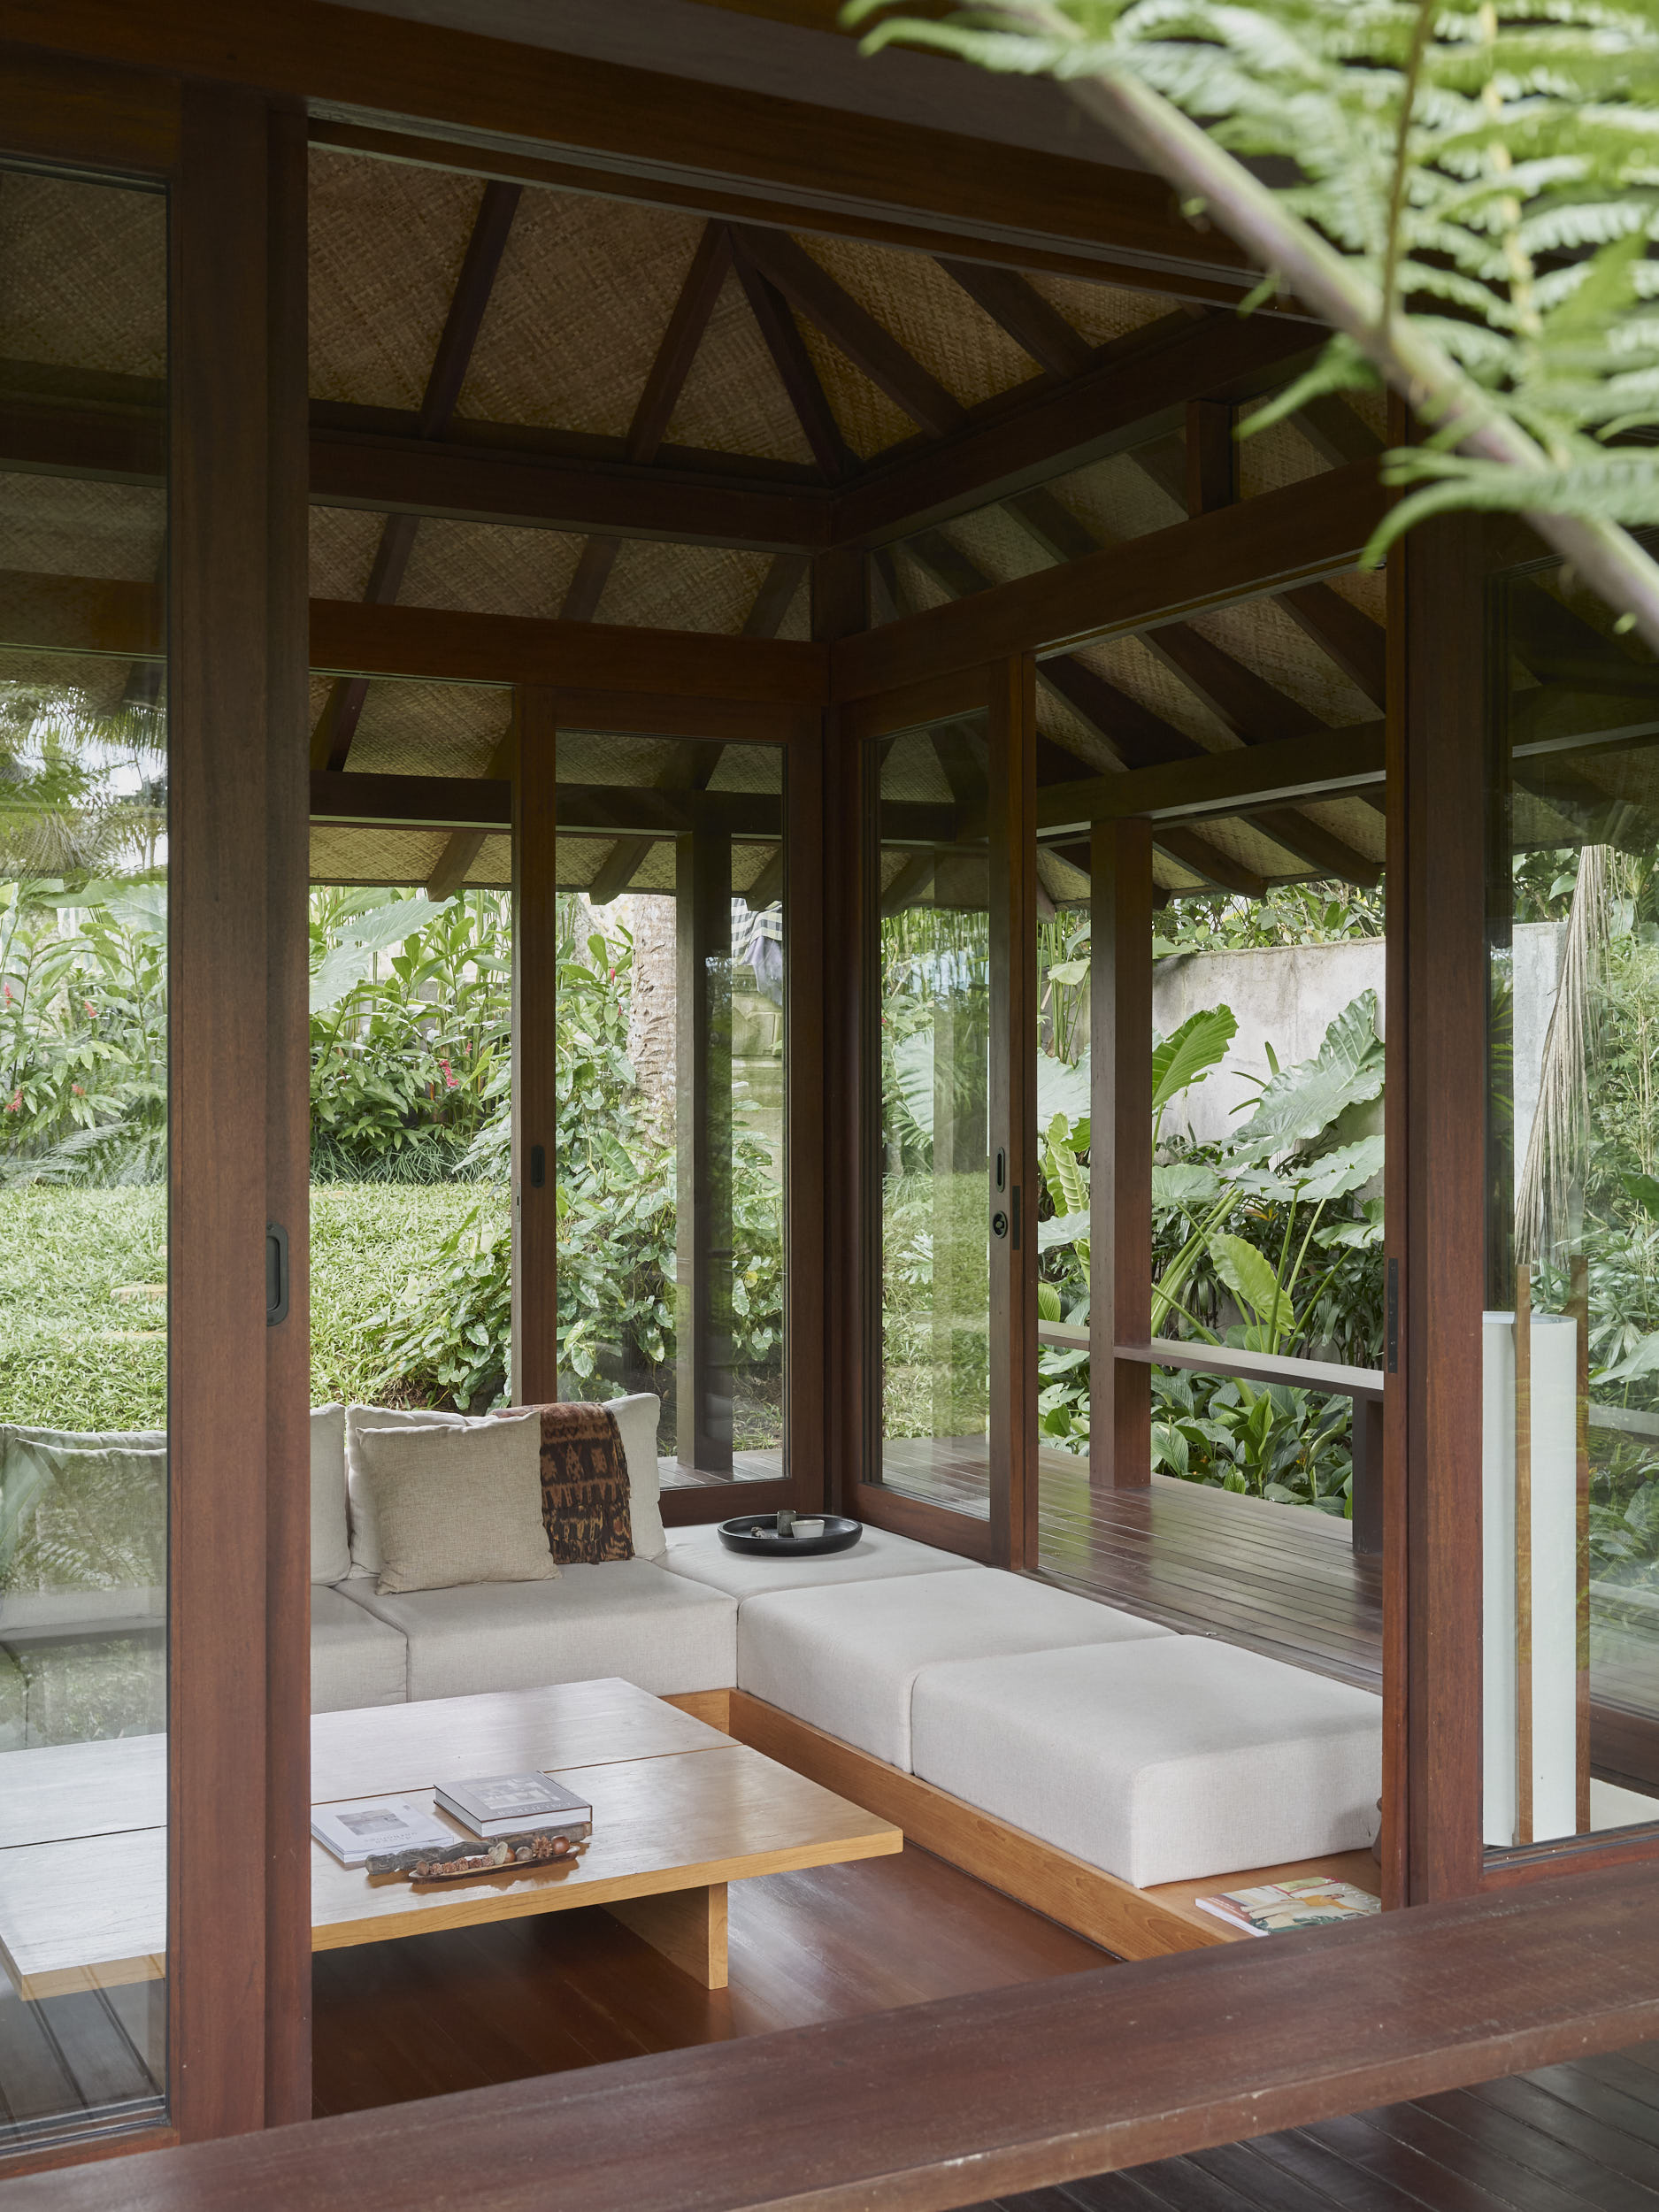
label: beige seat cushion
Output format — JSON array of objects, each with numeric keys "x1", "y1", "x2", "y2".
[
  {"x1": 910, "y1": 1637, "x2": 1384, "y2": 1887},
  {"x1": 311, "y1": 1581, "x2": 408, "y2": 1712},
  {"x1": 342, "y1": 1559, "x2": 737, "y2": 1701},
  {"x1": 354, "y1": 1414, "x2": 555, "y2": 1594},
  {"x1": 664, "y1": 1519, "x2": 979, "y2": 1602},
  {"x1": 737, "y1": 1569, "x2": 1175, "y2": 1771}
]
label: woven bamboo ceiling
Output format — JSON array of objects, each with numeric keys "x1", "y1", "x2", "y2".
[{"x1": 0, "y1": 147, "x2": 1413, "y2": 903}]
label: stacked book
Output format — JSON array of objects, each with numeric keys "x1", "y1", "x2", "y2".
[
  {"x1": 1194, "y1": 1877, "x2": 1379, "y2": 1936},
  {"x1": 312, "y1": 1770, "x2": 594, "y2": 1880}
]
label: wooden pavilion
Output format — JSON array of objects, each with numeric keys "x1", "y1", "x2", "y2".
[{"x1": 4, "y1": 1, "x2": 1659, "y2": 2204}]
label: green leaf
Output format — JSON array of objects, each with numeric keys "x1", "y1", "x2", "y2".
[
  {"x1": 1151, "y1": 1006, "x2": 1237, "y2": 1115},
  {"x1": 1209, "y1": 1232, "x2": 1281, "y2": 1333},
  {"x1": 1233, "y1": 993, "x2": 1384, "y2": 1158}
]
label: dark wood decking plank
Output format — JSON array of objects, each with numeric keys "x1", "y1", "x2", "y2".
[
  {"x1": 1341, "y1": 2102, "x2": 1607, "y2": 2212},
  {"x1": 1299, "y1": 2111, "x2": 1529, "y2": 2211}
]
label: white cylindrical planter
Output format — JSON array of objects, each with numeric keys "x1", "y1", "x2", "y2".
[{"x1": 1482, "y1": 1310, "x2": 1580, "y2": 1847}]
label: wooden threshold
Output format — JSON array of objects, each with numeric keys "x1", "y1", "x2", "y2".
[{"x1": 723, "y1": 1689, "x2": 1377, "y2": 1960}]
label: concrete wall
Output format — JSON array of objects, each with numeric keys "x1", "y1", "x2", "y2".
[{"x1": 1152, "y1": 941, "x2": 1386, "y2": 1148}]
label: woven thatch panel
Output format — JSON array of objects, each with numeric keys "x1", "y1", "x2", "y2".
[
  {"x1": 772, "y1": 571, "x2": 810, "y2": 642},
  {"x1": 1068, "y1": 633, "x2": 1236, "y2": 755},
  {"x1": 1, "y1": 472, "x2": 164, "y2": 581},
  {"x1": 707, "y1": 744, "x2": 784, "y2": 795},
  {"x1": 1236, "y1": 406, "x2": 1330, "y2": 501},
  {"x1": 1024, "y1": 273, "x2": 1173, "y2": 350},
  {"x1": 1296, "y1": 795, "x2": 1387, "y2": 864},
  {"x1": 311, "y1": 825, "x2": 448, "y2": 885},
  {"x1": 664, "y1": 268, "x2": 814, "y2": 465},
  {"x1": 557, "y1": 731, "x2": 679, "y2": 786},
  {"x1": 310, "y1": 506, "x2": 385, "y2": 602},
  {"x1": 310, "y1": 150, "x2": 481, "y2": 411},
  {"x1": 1152, "y1": 847, "x2": 1205, "y2": 894},
  {"x1": 1045, "y1": 450, "x2": 1183, "y2": 547},
  {"x1": 1326, "y1": 567, "x2": 1386, "y2": 625},
  {"x1": 463, "y1": 833, "x2": 511, "y2": 888},
  {"x1": 1036, "y1": 689, "x2": 1122, "y2": 774},
  {"x1": 1189, "y1": 597, "x2": 1378, "y2": 730},
  {"x1": 733, "y1": 841, "x2": 781, "y2": 895},
  {"x1": 557, "y1": 833, "x2": 680, "y2": 895},
  {"x1": 400, "y1": 518, "x2": 585, "y2": 618},
  {"x1": 794, "y1": 311, "x2": 914, "y2": 462},
  {"x1": 0, "y1": 649, "x2": 136, "y2": 718},
  {"x1": 603, "y1": 539, "x2": 772, "y2": 634},
  {"x1": 0, "y1": 173, "x2": 165, "y2": 379},
  {"x1": 802, "y1": 236, "x2": 1035, "y2": 409},
  {"x1": 880, "y1": 727, "x2": 968, "y2": 805},
  {"x1": 457, "y1": 192, "x2": 705, "y2": 434},
  {"x1": 346, "y1": 679, "x2": 511, "y2": 780},
  {"x1": 885, "y1": 544, "x2": 954, "y2": 622},
  {"x1": 932, "y1": 505, "x2": 1053, "y2": 590},
  {"x1": 1038, "y1": 846, "x2": 1092, "y2": 905},
  {"x1": 1189, "y1": 811, "x2": 1314, "y2": 882}
]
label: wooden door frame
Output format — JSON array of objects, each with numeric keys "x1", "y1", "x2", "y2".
[
  {"x1": 0, "y1": 65, "x2": 314, "y2": 2170},
  {"x1": 839, "y1": 658, "x2": 1037, "y2": 1570}
]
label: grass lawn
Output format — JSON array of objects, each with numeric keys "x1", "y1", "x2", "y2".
[{"x1": 0, "y1": 1182, "x2": 500, "y2": 1430}]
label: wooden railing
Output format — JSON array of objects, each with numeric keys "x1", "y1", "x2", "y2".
[
  {"x1": 34, "y1": 1859, "x2": 1659, "y2": 2212},
  {"x1": 1038, "y1": 1324, "x2": 1385, "y2": 1555}
]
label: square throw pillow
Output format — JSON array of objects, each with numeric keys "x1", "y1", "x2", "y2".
[
  {"x1": 353, "y1": 1414, "x2": 555, "y2": 1595},
  {"x1": 506, "y1": 1402, "x2": 634, "y2": 1564},
  {"x1": 605, "y1": 1394, "x2": 666, "y2": 1562},
  {"x1": 344, "y1": 1403, "x2": 466, "y2": 1578}
]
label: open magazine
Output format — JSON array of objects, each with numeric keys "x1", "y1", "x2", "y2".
[{"x1": 1194, "y1": 1877, "x2": 1381, "y2": 1937}]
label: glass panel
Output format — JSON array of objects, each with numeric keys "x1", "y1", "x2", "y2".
[
  {"x1": 870, "y1": 715, "x2": 992, "y2": 1517},
  {"x1": 304, "y1": 678, "x2": 515, "y2": 1422},
  {"x1": 557, "y1": 731, "x2": 787, "y2": 1488},
  {"x1": 0, "y1": 169, "x2": 169, "y2": 2151},
  {"x1": 1486, "y1": 562, "x2": 1659, "y2": 1843}
]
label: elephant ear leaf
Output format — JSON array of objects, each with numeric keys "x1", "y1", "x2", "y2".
[
  {"x1": 1233, "y1": 990, "x2": 1384, "y2": 1157},
  {"x1": 1623, "y1": 1171, "x2": 1659, "y2": 1223},
  {"x1": 1151, "y1": 1005, "x2": 1237, "y2": 1114},
  {"x1": 1209, "y1": 1232, "x2": 1280, "y2": 1331}
]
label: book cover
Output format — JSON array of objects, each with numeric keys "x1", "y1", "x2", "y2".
[
  {"x1": 1193, "y1": 1878, "x2": 1381, "y2": 1937},
  {"x1": 434, "y1": 1770, "x2": 595, "y2": 1839},
  {"x1": 311, "y1": 1797, "x2": 459, "y2": 1868}
]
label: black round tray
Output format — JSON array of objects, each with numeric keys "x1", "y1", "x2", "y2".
[{"x1": 718, "y1": 1512, "x2": 863, "y2": 1558}]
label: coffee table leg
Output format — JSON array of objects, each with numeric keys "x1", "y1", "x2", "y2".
[{"x1": 603, "y1": 1883, "x2": 728, "y2": 1987}]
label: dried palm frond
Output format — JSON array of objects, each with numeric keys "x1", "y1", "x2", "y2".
[{"x1": 1515, "y1": 842, "x2": 1618, "y2": 1263}]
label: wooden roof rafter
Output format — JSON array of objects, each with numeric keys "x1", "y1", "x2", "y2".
[
  {"x1": 559, "y1": 219, "x2": 740, "y2": 627},
  {"x1": 311, "y1": 176, "x2": 522, "y2": 773}
]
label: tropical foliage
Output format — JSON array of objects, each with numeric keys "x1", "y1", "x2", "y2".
[{"x1": 852, "y1": 0, "x2": 1659, "y2": 650}]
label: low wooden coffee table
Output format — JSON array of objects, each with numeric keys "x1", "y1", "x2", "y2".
[{"x1": 0, "y1": 1678, "x2": 902, "y2": 1993}]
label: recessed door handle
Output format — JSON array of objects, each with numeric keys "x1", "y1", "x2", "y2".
[{"x1": 266, "y1": 1222, "x2": 288, "y2": 1327}]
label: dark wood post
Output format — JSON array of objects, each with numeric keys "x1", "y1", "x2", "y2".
[
  {"x1": 1391, "y1": 510, "x2": 1489, "y2": 1906},
  {"x1": 512, "y1": 687, "x2": 560, "y2": 1405},
  {"x1": 988, "y1": 653, "x2": 1039, "y2": 1569},
  {"x1": 816, "y1": 549, "x2": 867, "y2": 1515},
  {"x1": 171, "y1": 81, "x2": 295, "y2": 2142},
  {"x1": 261, "y1": 96, "x2": 313, "y2": 2131},
  {"x1": 676, "y1": 820, "x2": 736, "y2": 1475},
  {"x1": 1089, "y1": 818, "x2": 1154, "y2": 1489},
  {"x1": 784, "y1": 703, "x2": 828, "y2": 1513}
]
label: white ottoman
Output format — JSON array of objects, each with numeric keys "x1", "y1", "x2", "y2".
[
  {"x1": 738, "y1": 1568, "x2": 1173, "y2": 1770},
  {"x1": 663, "y1": 1520, "x2": 979, "y2": 1602},
  {"x1": 911, "y1": 1636, "x2": 1383, "y2": 1887}
]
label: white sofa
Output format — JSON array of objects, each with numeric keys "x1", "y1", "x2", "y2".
[{"x1": 306, "y1": 1402, "x2": 1379, "y2": 1893}]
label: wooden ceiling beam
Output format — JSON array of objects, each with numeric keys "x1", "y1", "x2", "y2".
[
  {"x1": 310, "y1": 597, "x2": 826, "y2": 702},
  {"x1": 559, "y1": 537, "x2": 621, "y2": 624},
  {"x1": 729, "y1": 233, "x2": 853, "y2": 481},
  {"x1": 742, "y1": 552, "x2": 811, "y2": 640},
  {"x1": 1276, "y1": 582, "x2": 1387, "y2": 710},
  {"x1": 831, "y1": 311, "x2": 1317, "y2": 547},
  {"x1": 1034, "y1": 720, "x2": 1386, "y2": 831},
  {"x1": 426, "y1": 718, "x2": 517, "y2": 902},
  {"x1": 314, "y1": 772, "x2": 795, "y2": 839},
  {"x1": 316, "y1": 177, "x2": 521, "y2": 772},
  {"x1": 625, "y1": 222, "x2": 733, "y2": 466},
  {"x1": 307, "y1": 121, "x2": 1305, "y2": 311},
  {"x1": 836, "y1": 459, "x2": 1388, "y2": 695},
  {"x1": 1155, "y1": 826, "x2": 1268, "y2": 899},
  {"x1": 732, "y1": 226, "x2": 967, "y2": 441},
  {"x1": 586, "y1": 738, "x2": 726, "y2": 907},
  {"x1": 934, "y1": 259, "x2": 1094, "y2": 379}
]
